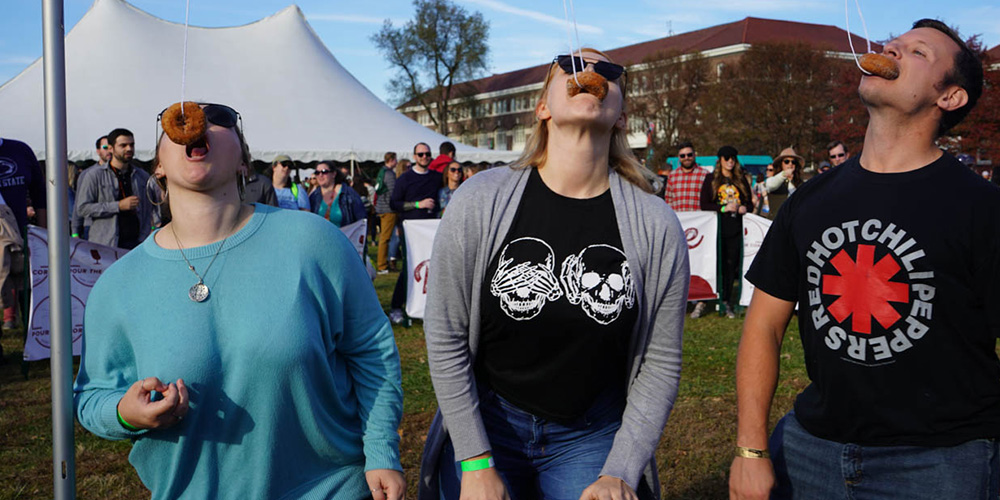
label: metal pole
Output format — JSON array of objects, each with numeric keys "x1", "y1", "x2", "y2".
[{"x1": 42, "y1": 0, "x2": 75, "y2": 498}]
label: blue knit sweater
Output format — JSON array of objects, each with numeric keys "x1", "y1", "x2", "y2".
[{"x1": 73, "y1": 204, "x2": 403, "y2": 500}]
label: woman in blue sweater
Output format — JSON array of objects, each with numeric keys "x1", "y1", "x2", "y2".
[{"x1": 73, "y1": 103, "x2": 405, "y2": 500}]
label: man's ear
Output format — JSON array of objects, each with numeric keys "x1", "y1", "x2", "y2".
[
  {"x1": 536, "y1": 99, "x2": 551, "y2": 121},
  {"x1": 938, "y1": 85, "x2": 969, "y2": 113}
]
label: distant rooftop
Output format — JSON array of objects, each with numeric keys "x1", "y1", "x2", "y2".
[{"x1": 430, "y1": 17, "x2": 883, "y2": 99}]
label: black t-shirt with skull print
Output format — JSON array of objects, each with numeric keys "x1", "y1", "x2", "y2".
[{"x1": 477, "y1": 167, "x2": 638, "y2": 422}]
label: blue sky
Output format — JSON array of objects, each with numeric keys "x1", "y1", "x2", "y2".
[{"x1": 2, "y1": 0, "x2": 998, "y2": 105}]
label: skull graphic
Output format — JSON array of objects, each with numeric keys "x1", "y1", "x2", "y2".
[
  {"x1": 490, "y1": 237, "x2": 563, "y2": 320},
  {"x1": 560, "y1": 244, "x2": 635, "y2": 325}
]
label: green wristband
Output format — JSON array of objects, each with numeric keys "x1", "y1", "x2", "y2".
[
  {"x1": 415, "y1": 201, "x2": 420, "y2": 209},
  {"x1": 117, "y1": 408, "x2": 139, "y2": 431},
  {"x1": 461, "y1": 457, "x2": 495, "y2": 472}
]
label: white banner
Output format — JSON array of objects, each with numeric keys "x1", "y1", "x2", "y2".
[
  {"x1": 339, "y1": 218, "x2": 367, "y2": 261},
  {"x1": 676, "y1": 211, "x2": 719, "y2": 302},
  {"x1": 403, "y1": 219, "x2": 440, "y2": 319},
  {"x1": 740, "y1": 214, "x2": 772, "y2": 306},
  {"x1": 24, "y1": 226, "x2": 123, "y2": 361}
]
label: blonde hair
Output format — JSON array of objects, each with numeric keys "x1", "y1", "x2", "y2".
[{"x1": 510, "y1": 48, "x2": 652, "y2": 193}]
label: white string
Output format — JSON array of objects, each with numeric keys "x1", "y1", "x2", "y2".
[
  {"x1": 561, "y1": 0, "x2": 580, "y2": 86},
  {"x1": 180, "y1": 0, "x2": 191, "y2": 116},
  {"x1": 844, "y1": 0, "x2": 872, "y2": 74}
]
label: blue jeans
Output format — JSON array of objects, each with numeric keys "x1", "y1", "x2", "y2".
[
  {"x1": 771, "y1": 411, "x2": 1000, "y2": 500},
  {"x1": 388, "y1": 225, "x2": 400, "y2": 261},
  {"x1": 439, "y1": 387, "x2": 625, "y2": 500}
]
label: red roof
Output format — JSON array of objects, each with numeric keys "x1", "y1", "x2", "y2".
[
  {"x1": 441, "y1": 17, "x2": 882, "y2": 98},
  {"x1": 987, "y1": 45, "x2": 1000, "y2": 63}
]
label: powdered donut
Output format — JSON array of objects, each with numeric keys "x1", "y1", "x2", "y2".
[
  {"x1": 566, "y1": 71, "x2": 609, "y2": 101},
  {"x1": 161, "y1": 102, "x2": 206, "y2": 146},
  {"x1": 859, "y1": 53, "x2": 899, "y2": 80}
]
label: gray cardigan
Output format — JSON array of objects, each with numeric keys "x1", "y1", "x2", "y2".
[{"x1": 420, "y1": 166, "x2": 690, "y2": 497}]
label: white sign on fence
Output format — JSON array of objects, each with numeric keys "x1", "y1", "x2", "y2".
[
  {"x1": 740, "y1": 214, "x2": 772, "y2": 306},
  {"x1": 24, "y1": 226, "x2": 123, "y2": 361},
  {"x1": 675, "y1": 211, "x2": 719, "y2": 302},
  {"x1": 402, "y1": 219, "x2": 440, "y2": 320}
]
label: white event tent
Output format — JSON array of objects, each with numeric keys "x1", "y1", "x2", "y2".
[{"x1": 0, "y1": 0, "x2": 517, "y2": 163}]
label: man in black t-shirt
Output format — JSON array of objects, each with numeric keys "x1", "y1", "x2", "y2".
[{"x1": 730, "y1": 20, "x2": 997, "y2": 500}]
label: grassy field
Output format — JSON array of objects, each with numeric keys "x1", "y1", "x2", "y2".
[{"x1": 0, "y1": 271, "x2": 806, "y2": 499}]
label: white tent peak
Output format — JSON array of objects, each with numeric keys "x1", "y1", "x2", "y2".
[{"x1": 0, "y1": 0, "x2": 516, "y2": 163}]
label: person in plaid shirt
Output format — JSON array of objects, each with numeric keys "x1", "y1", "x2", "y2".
[
  {"x1": 665, "y1": 141, "x2": 711, "y2": 318},
  {"x1": 666, "y1": 141, "x2": 709, "y2": 212}
]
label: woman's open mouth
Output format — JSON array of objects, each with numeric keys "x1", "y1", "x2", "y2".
[{"x1": 185, "y1": 136, "x2": 210, "y2": 160}]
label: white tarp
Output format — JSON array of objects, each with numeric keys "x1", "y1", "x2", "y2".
[
  {"x1": 676, "y1": 211, "x2": 719, "y2": 302},
  {"x1": 740, "y1": 213, "x2": 772, "y2": 306},
  {"x1": 403, "y1": 219, "x2": 439, "y2": 319},
  {"x1": 0, "y1": 0, "x2": 519, "y2": 164},
  {"x1": 24, "y1": 226, "x2": 122, "y2": 361}
]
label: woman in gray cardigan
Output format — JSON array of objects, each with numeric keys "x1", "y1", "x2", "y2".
[{"x1": 420, "y1": 48, "x2": 690, "y2": 500}]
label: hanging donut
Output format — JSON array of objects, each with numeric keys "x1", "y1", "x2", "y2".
[
  {"x1": 161, "y1": 101, "x2": 207, "y2": 145},
  {"x1": 859, "y1": 53, "x2": 899, "y2": 80},
  {"x1": 566, "y1": 71, "x2": 609, "y2": 101}
]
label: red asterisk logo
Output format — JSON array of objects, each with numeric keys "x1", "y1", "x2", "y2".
[{"x1": 822, "y1": 244, "x2": 910, "y2": 334}]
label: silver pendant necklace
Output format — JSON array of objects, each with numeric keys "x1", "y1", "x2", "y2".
[{"x1": 170, "y1": 217, "x2": 239, "y2": 303}]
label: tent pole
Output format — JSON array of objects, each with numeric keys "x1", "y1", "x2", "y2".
[{"x1": 42, "y1": 0, "x2": 75, "y2": 498}]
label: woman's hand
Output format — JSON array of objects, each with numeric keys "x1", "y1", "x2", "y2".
[
  {"x1": 365, "y1": 469, "x2": 405, "y2": 500},
  {"x1": 726, "y1": 201, "x2": 739, "y2": 213},
  {"x1": 578, "y1": 475, "x2": 637, "y2": 500},
  {"x1": 738, "y1": 205, "x2": 748, "y2": 215},
  {"x1": 117, "y1": 377, "x2": 189, "y2": 430},
  {"x1": 460, "y1": 466, "x2": 509, "y2": 500}
]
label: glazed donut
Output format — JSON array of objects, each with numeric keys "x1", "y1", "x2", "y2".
[
  {"x1": 566, "y1": 71, "x2": 609, "y2": 101},
  {"x1": 859, "y1": 53, "x2": 899, "y2": 80},
  {"x1": 161, "y1": 102, "x2": 207, "y2": 145}
]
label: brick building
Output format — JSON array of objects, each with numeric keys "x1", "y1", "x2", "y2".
[{"x1": 399, "y1": 17, "x2": 879, "y2": 153}]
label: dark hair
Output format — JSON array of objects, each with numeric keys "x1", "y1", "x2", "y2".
[
  {"x1": 439, "y1": 141, "x2": 456, "y2": 156},
  {"x1": 413, "y1": 142, "x2": 431, "y2": 154},
  {"x1": 384, "y1": 151, "x2": 397, "y2": 163},
  {"x1": 826, "y1": 140, "x2": 846, "y2": 153},
  {"x1": 911, "y1": 19, "x2": 984, "y2": 135},
  {"x1": 711, "y1": 157, "x2": 751, "y2": 205},
  {"x1": 676, "y1": 141, "x2": 694, "y2": 153},
  {"x1": 108, "y1": 128, "x2": 133, "y2": 147},
  {"x1": 95, "y1": 135, "x2": 108, "y2": 149}
]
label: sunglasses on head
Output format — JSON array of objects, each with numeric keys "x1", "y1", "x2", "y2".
[
  {"x1": 157, "y1": 102, "x2": 241, "y2": 130},
  {"x1": 415, "y1": 152, "x2": 432, "y2": 158},
  {"x1": 554, "y1": 55, "x2": 626, "y2": 82}
]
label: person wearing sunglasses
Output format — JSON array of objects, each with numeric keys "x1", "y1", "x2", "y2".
[
  {"x1": 309, "y1": 161, "x2": 366, "y2": 228},
  {"x1": 700, "y1": 146, "x2": 753, "y2": 319},
  {"x1": 268, "y1": 155, "x2": 310, "y2": 212},
  {"x1": 386, "y1": 142, "x2": 442, "y2": 325},
  {"x1": 437, "y1": 161, "x2": 464, "y2": 217},
  {"x1": 826, "y1": 140, "x2": 850, "y2": 167},
  {"x1": 71, "y1": 135, "x2": 111, "y2": 239},
  {"x1": 74, "y1": 102, "x2": 405, "y2": 500},
  {"x1": 420, "y1": 48, "x2": 688, "y2": 500},
  {"x1": 762, "y1": 147, "x2": 805, "y2": 219},
  {"x1": 95, "y1": 135, "x2": 112, "y2": 166},
  {"x1": 75, "y1": 128, "x2": 152, "y2": 250}
]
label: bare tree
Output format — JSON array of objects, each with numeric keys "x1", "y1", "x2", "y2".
[
  {"x1": 371, "y1": 0, "x2": 489, "y2": 136},
  {"x1": 628, "y1": 51, "x2": 709, "y2": 167}
]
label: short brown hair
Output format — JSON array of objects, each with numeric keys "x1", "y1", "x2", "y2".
[{"x1": 384, "y1": 152, "x2": 397, "y2": 163}]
